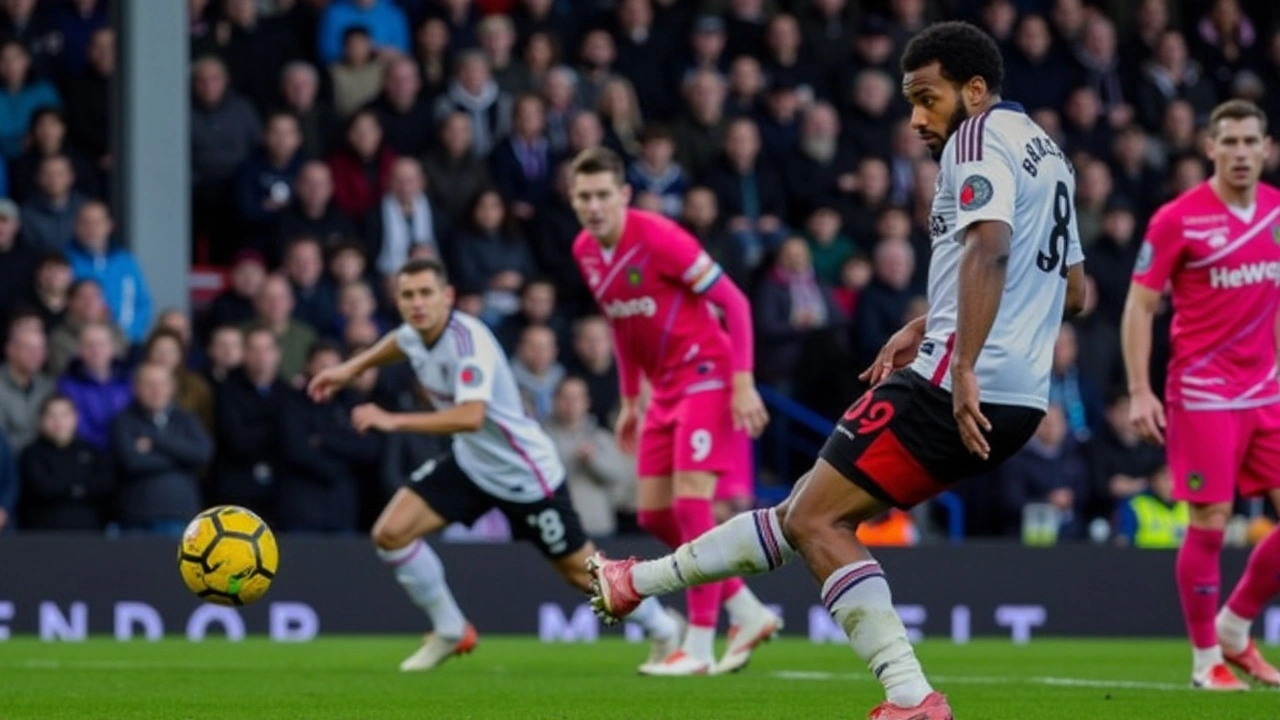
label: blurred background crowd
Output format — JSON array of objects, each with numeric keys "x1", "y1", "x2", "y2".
[{"x1": 1, "y1": 0, "x2": 1279, "y2": 546}]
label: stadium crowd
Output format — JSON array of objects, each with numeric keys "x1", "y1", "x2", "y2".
[{"x1": 0, "y1": 0, "x2": 1279, "y2": 544}]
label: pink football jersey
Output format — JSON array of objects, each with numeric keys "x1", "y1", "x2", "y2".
[
  {"x1": 1132, "y1": 181, "x2": 1280, "y2": 410},
  {"x1": 573, "y1": 209, "x2": 732, "y2": 398}
]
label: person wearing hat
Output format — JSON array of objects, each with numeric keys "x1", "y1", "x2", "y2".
[
  {"x1": 0, "y1": 199, "x2": 36, "y2": 322},
  {"x1": 674, "y1": 15, "x2": 729, "y2": 87}
]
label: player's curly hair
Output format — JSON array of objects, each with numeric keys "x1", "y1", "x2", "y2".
[{"x1": 900, "y1": 21, "x2": 1003, "y2": 95}]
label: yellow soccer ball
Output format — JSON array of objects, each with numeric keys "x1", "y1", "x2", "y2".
[{"x1": 177, "y1": 505, "x2": 279, "y2": 606}]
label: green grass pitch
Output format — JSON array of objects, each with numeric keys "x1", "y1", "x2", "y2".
[{"x1": 0, "y1": 637, "x2": 1275, "y2": 719}]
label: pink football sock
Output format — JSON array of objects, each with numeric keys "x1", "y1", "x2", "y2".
[
  {"x1": 1177, "y1": 526, "x2": 1224, "y2": 650},
  {"x1": 637, "y1": 508, "x2": 682, "y2": 549},
  {"x1": 673, "y1": 496, "x2": 721, "y2": 628},
  {"x1": 1226, "y1": 525, "x2": 1280, "y2": 621}
]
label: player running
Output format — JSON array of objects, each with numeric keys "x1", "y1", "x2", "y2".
[
  {"x1": 568, "y1": 148, "x2": 779, "y2": 675},
  {"x1": 1122, "y1": 99, "x2": 1280, "y2": 691},
  {"x1": 307, "y1": 258, "x2": 681, "y2": 673},
  {"x1": 585, "y1": 22, "x2": 1085, "y2": 719}
]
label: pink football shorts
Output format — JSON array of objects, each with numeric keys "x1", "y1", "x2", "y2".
[
  {"x1": 1166, "y1": 402, "x2": 1280, "y2": 504},
  {"x1": 637, "y1": 388, "x2": 735, "y2": 479}
]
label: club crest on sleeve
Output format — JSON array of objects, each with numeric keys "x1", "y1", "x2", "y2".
[
  {"x1": 1135, "y1": 241, "x2": 1154, "y2": 274},
  {"x1": 460, "y1": 365, "x2": 484, "y2": 387},
  {"x1": 958, "y1": 174, "x2": 993, "y2": 211}
]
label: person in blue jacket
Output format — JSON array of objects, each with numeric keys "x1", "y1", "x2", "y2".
[{"x1": 65, "y1": 200, "x2": 152, "y2": 344}]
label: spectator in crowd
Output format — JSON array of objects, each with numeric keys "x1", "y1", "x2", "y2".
[
  {"x1": 142, "y1": 327, "x2": 215, "y2": 437},
  {"x1": 852, "y1": 236, "x2": 915, "y2": 370},
  {"x1": 540, "y1": 65, "x2": 580, "y2": 157},
  {"x1": 798, "y1": 0, "x2": 853, "y2": 74},
  {"x1": 491, "y1": 93, "x2": 552, "y2": 222},
  {"x1": 561, "y1": 109, "x2": 605, "y2": 164},
  {"x1": 318, "y1": 0, "x2": 410, "y2": 65},
  {"x1": 335, "y1": 281, "x2": 384, "y2": 340},
  {"x1": 212, "y1": 325, "x2": 288, "y2": 524},
  {"x1": 52, "y1": 0, "x2": 108, "y2": 81},
  {"x1": 413, "y1": 16, "x2": 453, "y2": 101},
  {"x1": 1085, "y1": 197, "x2": 1140, "y2": 329},
  {"x1": 28, "y1": 252, "x2": 70, "y2": 330},
  {"x1": 330, "y1": 26, "x2": 386, "y2": 119},
  {"x1": 432, "y1": 0, "x2": 480, "y2": 51},
  {"x1": 762, "y1": 13, "x2": 821, "y2": 102},
  {"x1": 680, "y1": 185, "x2": 749, "y2": 291},
  {"x1": 282, "y1": 236, "x2": 338, "y2": 337},
  {"x1": 527, "y1": 160, "x2": 589, "y2": 315},
  {"x1": 1004, "y1": 13, "x2": 1073, "y2": 114},
  {"x1": 543, "y1": 376, "x2": 633, "y2": 537},
  {"x1": 65, "y1": 201, "x2": 153, "y2": 344},
  {"x1": 478, "y1": 14, "x2": 529, "y2": 96},
  {"x1": 674, "y1": 14, "x2": 729, "y2": 94},
  {"x1": 47, "y1": 279, "x2": 123, "y2": 375},
  {"x1": 783, "y1": 101, "x2": 857, "y2": 223},
  {"x1": 626, "y1": 125, "x2": 689, "y2": 219},
  {"x1": 671, "y1": 68, "x2": 727, "y2": 181},
  {"x1": 18, "y1": 394, "x2": 112, "y2": 531},
  {"x1": 495, "y1": 278, "x2": 568, "y2": 356},
  {"x1": 0, "y1": 39, "x2": 59, "y2": 160},
  {"x1": 191, "y1": 55, "x2": 261, "y2": 261},
  {"x1": 205, "y1": 249, "x2": 266, "y2": 336},
  {"x1": 423, "y1": 111, "x2": 492, "y2": 226},
  {"x1": 1158, "y1": 99, "x2": 1200, "y2": 159},
  {"x1": 367, "y1": 56, "x2": 434, "y2": 157},
  {"x1": 597, "y1": 77, "x2": 643, "y2": 161},
  {"x1": 328, "y1": 109, "x2": 395, "y2": 226},
  {"x1": 433, "y1": 49, "x2": 514, "y2": 157},
  {"x1": 843, "y1": 69, "x2": 896, "y2": 162},
  {"x1": 110, "y1": 362, "x2": 212, "y2": 536},
  {"x1": 512, "y1": 324, "x2": 565, "y2": 422},
  {"x1": 277, "y1": 161, "x2": 356, "y2": 258},
  {"x1": 1061, "y1": 86, "x2": 1112, "y2": 159},
  {"x1": 279, "y1": 340, "x2": 382, "y2": 533},
  {"x1": 705, "y1": 117, "x2": 788, "y2": 270},
  {"x1": 11, "y1": 107, "x2": 98, "y2": 204},
  {"x1": 997, "y1": 404, "x2": 1087, "y2": 539},
  {"x1": 804, "y1": 206, "x2": 855, "y2": 287},
  {"x1": 1115, "y1": 464, "x2": 1187, "y2": 549},
  {"x1": 234, "y1": 111, "x2": 306, "y2": 255},
  {"x1": 1122, "y1": 0, "x2": 1172, "y2": 84},
  {"x1": 843, "y1": 156, "x2": 891, "y2": 245},
  {"x1": 573, "y1": 28, "x2": 618, "y2": 113},
  {"x1": 366, "y1": 157, "x2": 443, "y2": 277},
  {"x1": 1073, "y1": 157, "x2": 1113, "y2": 247},
  {"x1": 830, "y1": 253, "x2": 871, "y2": 319},
  {"x1": 724, "y1": 55, "x2": 765, "y2": 119},
  {"x1": 0, "y1": 0, "x2": 61, "y2": 82},
  {"x1": 1193, "y1": 0, "x2": 1258, "y2": 99},
  {"x1": 250, "y1": 273, "x2": 318, "y2": 384},
  {"x1": 21, "y1": 155, "x2": 84, "y2": 253},
  {"x1": 65, "y1": 27, "x2": 113, "y2": 181},
  {"x1": 56, "y1": 321, "x2": 130, "y2": 451},
  {"x1": 519, "y1": 31, "x2": 557, "y2": 99},
  {"x1": 275, "y1": 62, "x2": 339, "y2": 163},
  {"x1": 564, "y1": 314, "x2": 619, "y2": 430},
  {"x1": 0, "y1": 200, "x2": 35, "y2": 319},
  {"x1": 1050, "y1": 323, "x2": 1104, "y2": 444},
  {"x1": 205, "y1": 325, "x2": 244, "y2": 387},
  {"x1": 1135, "y1": 29, "x2": 1217, "y2": 132},
  {"x1": 202, "y1": 0, "x2": 300, "y2": 117},
  {"x1": 1088, "y1": 391, "x2": 1168, "y2": 521},
  {"x1": 755, "y1": 76, "x2": 804, "y2": 161},
  {"x1": 453, "y1": 188, "x2": 535, "y2": 321},
  {"x1": 1109, "y1": 123, "x2": 1164, "y2": 223},
  {"x1": 1072, "y1": 14, "x2": 1128, "y2": 123},
  {"x1": 754, "y1": 236, "x2": 842, "y2": 386},
  {"x1": 0, "y1": 316, "x2": 53, "y2": 451}
]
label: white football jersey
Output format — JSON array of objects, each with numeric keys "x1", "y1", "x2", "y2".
[
  {"x1": 396, "y1": 312, "x2": 565, "y2": 502},
  {"x1": 909, "y1": 101, "x2": 1084, "y2": 411}
]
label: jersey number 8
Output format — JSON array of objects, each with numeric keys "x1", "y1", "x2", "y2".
[
  {"x1": 1036, "y1": 181, "x2": 1072, "y2": 278},
  {"x1": 527, "y1": 509, "x2": 567, "y2": 555}
]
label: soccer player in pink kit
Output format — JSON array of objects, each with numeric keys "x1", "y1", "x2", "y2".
[
  {"x1": 1123, "y1": 99, "x2": 1280, "y2": 690},
  {"x1": 569, "y1": 147, "x2": 779, "y2": 676}
]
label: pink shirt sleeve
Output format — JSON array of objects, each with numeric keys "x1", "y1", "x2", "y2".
[
  {"x1": 1131, "y1": 206, "x2": 1183, "y2": 292},
  {"x1": 652, "y1": 220, "x2": 754, "y2": 374}
]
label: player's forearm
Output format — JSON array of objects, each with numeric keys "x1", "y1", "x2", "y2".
[
  {"x1": 703, "y1": 277, "x2": 755, "y2": 375},
  {"x1": 389, "y1": 404, "x2": 485, "y2": 435},
  {"x1": 609, "y1": 326, "x2": 641, "y2": 399},
  {"x1": 346, "y1": 332, "x2": 405, "y2": 377},
  {"x1": 952, "y1": 228, "x2": 1010, "y2": 372},
  {"x1": 1120, "y1": 299, "x2": 1156, "y2": 394}
]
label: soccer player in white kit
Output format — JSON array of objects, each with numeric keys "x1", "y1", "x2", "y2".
[
  {"x1": 586, "y1": 22, "x2": 1086, "y2": 719},
  {"x1": 308, "y1": 258, "x2": 681, "y2": 672}
]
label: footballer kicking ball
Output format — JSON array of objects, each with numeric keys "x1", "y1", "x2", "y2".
[{"x1": 177, "y1": 505, "x2": 279, "y2": 606}]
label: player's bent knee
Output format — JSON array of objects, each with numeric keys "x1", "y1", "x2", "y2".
[
  {"x1": 370, "y1": 522, "x2": 414, "y2": 551},
  {"x1": 672, "y1": 470, "x2": 717, "y2": 499},
  {"x1": 780, "y1": 505, "x2": 836, "y2": 549},
  {"x1": 1188, "y1": 502, "x2": 1233, "y2": 531}
]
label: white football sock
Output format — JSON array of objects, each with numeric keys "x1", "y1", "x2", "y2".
[
  {"x1": 823, "y1": 560, "x2": 932, "y2": 708},
  {"x1": 632, "y1": 509, "x2": 795, "y2": 596},
  {"x1": 378, "y1": 540, "x2": 466, "y2": 638},
  {"x1": 1193, "y1": 645, "x2": 1225, "y2": 675},
  {"x1": 1216, "y1": 608, "x2": 1251, "y2": 655},
  {"x1": 723, "y1": 585, "x2": 768, "y2": 625},
  {"x1": 683, "y1": 624, "x2": 716, "y2": 664},
  {"x1": 626, "y1": 597, "x2": 679, "y2": 640}
]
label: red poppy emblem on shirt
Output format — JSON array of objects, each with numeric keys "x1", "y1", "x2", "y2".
[{"x1": 460, "y1": 365, "x2": 484, "y2": 387}]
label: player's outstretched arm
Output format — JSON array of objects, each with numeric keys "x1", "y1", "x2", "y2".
[
  {"x1": 351, "y1": 400, "x2": 486, "y2": 435},
  {"x1": 307, "y1": 331, "x2": 406, "y2": 402},
  {"x1": 952, "y1": 220, "x2": 1012, "y2": 459},
  {"x1": 1063, "y1": 263, "x2": 1087, "y2": 318},
  {"x1": 1120, "y1": 283, "x2": 1166, "y2": 445}
]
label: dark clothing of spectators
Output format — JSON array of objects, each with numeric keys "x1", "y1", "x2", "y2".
[
  {"x1": 18, "y1": 436, "x2": 112, "y2": 531},
  {"x1": 211, "y1": 369, "x2": 290, "y2": 524},
  {"x1": 366, "y1": 95, "x2": 436, "y2": 157},
  {"x1": 278, "y1": 388, "x2": 381, "y2": 532},
  {"x1": 110, "y1": 402, "x2": 212, "y2": 526}
]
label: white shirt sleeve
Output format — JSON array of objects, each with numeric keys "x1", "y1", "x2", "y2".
[
  {"x1": 454, "y1": 332, "x2": 499, "y2": 405},
  {"x1": 951, "y1": 122, "x2": 1018, "y2": 238}
]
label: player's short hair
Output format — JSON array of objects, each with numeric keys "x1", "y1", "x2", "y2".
[
  {"x1": 398, "y1": 257, "x2": 449, "y2": 285},
  {"x1": 1208, "y1": 99, "x2": 1268, "y2": 137},
  {"x1": 570, "y1": 147, "x2": 626, "y2": 185},
  {"x1": 900, "y1": 21, "x2": 1004, "y2": 95}
]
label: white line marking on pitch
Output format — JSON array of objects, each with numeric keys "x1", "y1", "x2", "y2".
[{"x1": 772, "y1": 671, "x2": 1190, "y2": 692}]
